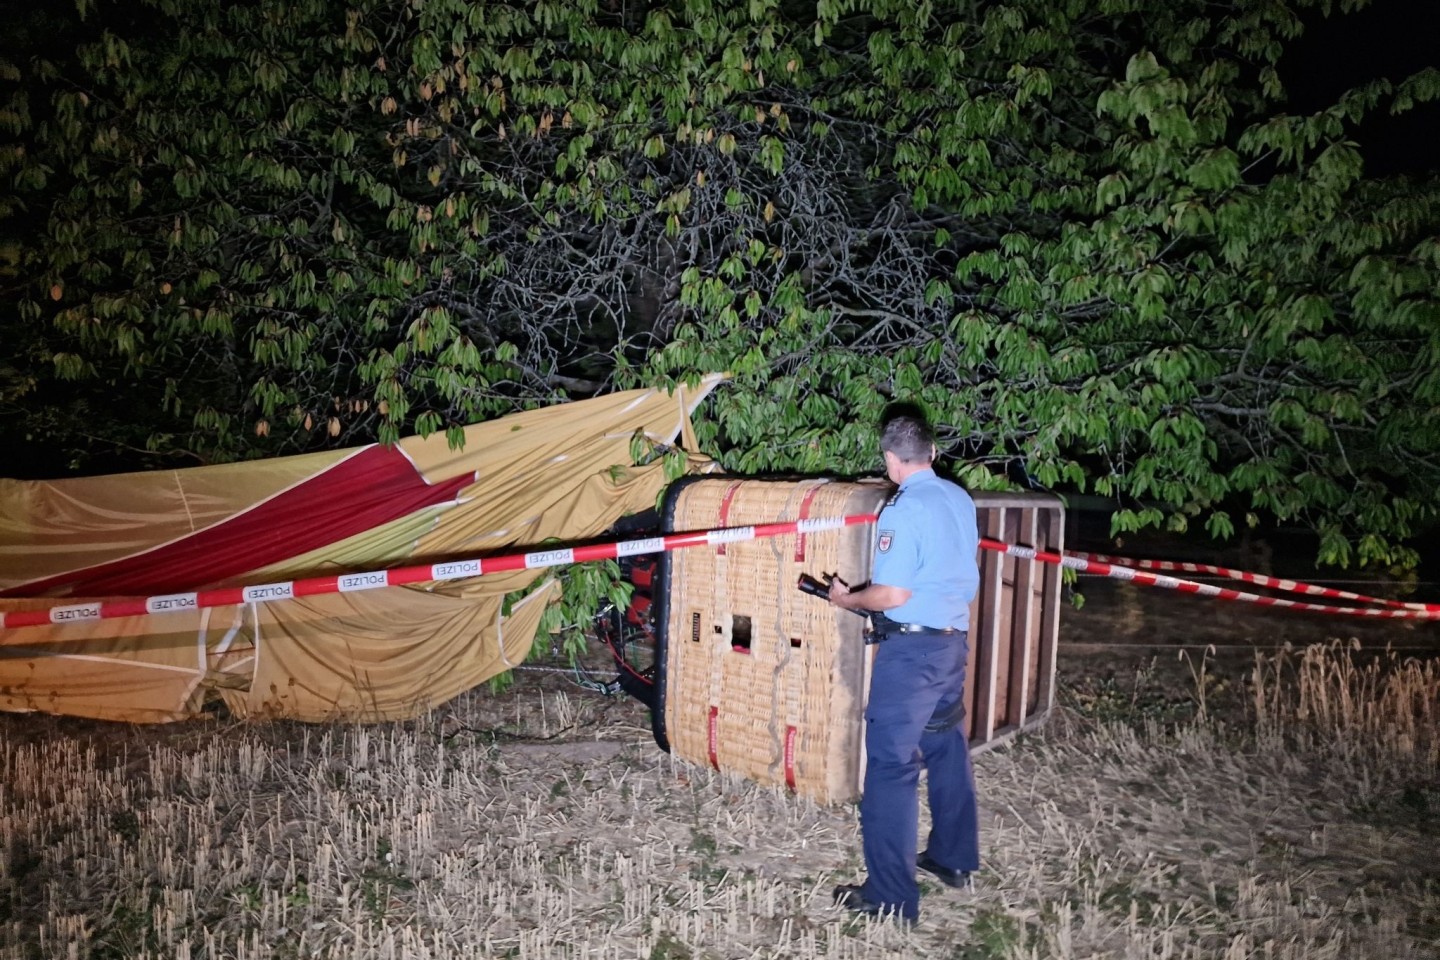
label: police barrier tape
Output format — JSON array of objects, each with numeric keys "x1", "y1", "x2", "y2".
[
  {"x1": 0, "y1": 514, "x2": 878, "y2": 632},
  {"x1": 4, "y1": 513, "x2": 1437, "y2": 632},
  {"x1": 1070, "y1": 550, "x2": 1440, "y2": 613},
  {"x1": 989, "y1": 541, "x2": 1440, "y2": 621}
]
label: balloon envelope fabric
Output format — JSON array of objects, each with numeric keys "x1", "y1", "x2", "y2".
[{"x1": 0, "y1": 377, "x2": 722, "y2": 723}]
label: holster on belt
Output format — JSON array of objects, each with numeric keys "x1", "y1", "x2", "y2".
[{"x1": 863, "y1": 612, "x2": 897, "y2": 645}]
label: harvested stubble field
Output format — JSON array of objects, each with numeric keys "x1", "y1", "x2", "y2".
[{"x1": 1, "y1": 641, "x2": 1436, "y2": 960}]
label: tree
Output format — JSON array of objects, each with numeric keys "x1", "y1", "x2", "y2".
[{"x1": 3, "y1": 0, "x2": 1438, "y2": 566}]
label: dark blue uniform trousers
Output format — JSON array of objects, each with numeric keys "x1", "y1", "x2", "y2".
[{"x1": 859, "y1": 631, "x2": 979, "y2": 920}]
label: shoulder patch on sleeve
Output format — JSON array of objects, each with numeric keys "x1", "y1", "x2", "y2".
[{"x1": 877, "y1": 530, "x2": 894, "y2": 552}]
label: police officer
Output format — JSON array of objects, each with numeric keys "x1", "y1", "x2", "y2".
[{"x1": 828, "y1": 415, "x2": 981, "y2": 923}]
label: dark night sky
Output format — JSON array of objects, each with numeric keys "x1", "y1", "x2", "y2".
[{"x1": 1281, "y1": 0, "x2": 1440, "y2": 176}]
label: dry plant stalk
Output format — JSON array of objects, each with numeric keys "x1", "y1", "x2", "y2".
[
  {"x1": 0, "y1": 641, "x2": 1435, "y2": 959},
  {"x1": 1251, "y1": 639, "x2": 1440, "y2": 770}
]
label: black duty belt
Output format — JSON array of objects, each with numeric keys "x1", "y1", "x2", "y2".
[
  {"x1": 865, "y1": 615, "x2": 965, "y2": 644},
  {"x1": 884, "y1": 623, "x2": 962, "y2": 635}
]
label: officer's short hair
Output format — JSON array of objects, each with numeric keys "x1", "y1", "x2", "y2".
[{"x1": 880, "y1": 415, "x2": 934, "y2": 464}]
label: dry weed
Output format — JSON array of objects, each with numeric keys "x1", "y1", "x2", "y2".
[{"x1": 0, "y1": 642, "x2": 1434, "y2": 959}]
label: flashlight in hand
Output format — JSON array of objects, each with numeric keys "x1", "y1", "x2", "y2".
[
  {"x1": 796, "y1": 573, "x2": 833, "y2": 601},
  {"x1": 798, "y1": 572, "x2": 870, "y2": 620}
]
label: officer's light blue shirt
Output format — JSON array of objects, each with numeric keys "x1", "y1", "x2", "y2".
[{"x1": 870, "y1": 469, "x2": 980, "y2": 630}]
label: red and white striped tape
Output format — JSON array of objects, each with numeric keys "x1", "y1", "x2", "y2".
[
  {"x1": 985, "y1": 540, "x2": 1440, "y2": 621},
  {"x1": 1071, "y1": 550, "x2": 1440, "y2": 612},
  {"x1": 4, "y1": 513, "x2": 1436, "y2": 632},
  {"x1": 0, "y1": 514, "x2": 877, "y2": 632}
]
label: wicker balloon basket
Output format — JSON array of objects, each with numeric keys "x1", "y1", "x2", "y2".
[{"x1": 650, "y1": 477, "x2": 1063, "y2": 805}]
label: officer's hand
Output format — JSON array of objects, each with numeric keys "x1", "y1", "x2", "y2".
[{"x1": 828, "y1": 577, "x2": 852, "y2": 608}]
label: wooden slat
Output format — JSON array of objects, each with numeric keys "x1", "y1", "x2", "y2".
[
  {"x1": 1035, "y1": 506, "x2": 1063, "y2": 714},
  {"x1": 970, "y1": 506, "x2": 1006, "y2": 744},
  {"x1": 1006, "y1": 508, "x2": 1038, "y2": 726}
]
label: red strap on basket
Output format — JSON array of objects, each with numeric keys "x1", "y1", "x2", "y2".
[
  {"x1": 784, "y1": 725, "x2": 798, "y2": 791},
  {"x1": 707, "y1": 705, "x2": 721, "y2": 770},
  {"x1": 715, "y1": 482, "x2": 741, "y2": 556},
  {"x1": 794, "y1": 486, "x2": 822, "y2": 562}
]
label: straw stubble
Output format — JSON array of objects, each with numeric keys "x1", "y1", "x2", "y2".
[{"x1": 0, "y1": 642, "x2": 1434, "y2": 958}]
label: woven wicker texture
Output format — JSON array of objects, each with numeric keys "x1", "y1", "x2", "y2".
[
  {"x1": 662, "y1": 479, "x2": 888, "y2": 803},
  {"x1": 661, "y1": 481, "x2": 1065, "y2": 804}
]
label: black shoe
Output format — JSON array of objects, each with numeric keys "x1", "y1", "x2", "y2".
[
  {"x1": 916, "y1": 851, "x2": 972, "y2": 889},
  {"x1": 833, "y1": 884, "x2": 883, "y2": 915},
  {"x1": 832, "y1": 885, "x2": 915, "y2": 924}
]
